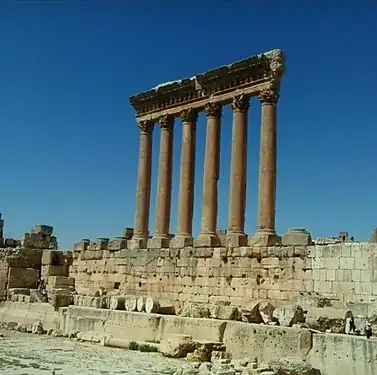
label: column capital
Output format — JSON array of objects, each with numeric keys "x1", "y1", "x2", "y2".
[
  {"x1": 158, "y1": 114, "x2": 174, "y2": 130},
  {"x1": 259, "y1": 88, "x2": 280, "y2": 105},
  {"x1": 204, "y1": 102, "x2": 222, "y2": 118},
  {"x1": 180, "y1": 108, "x2": 198, "y2": 123},
  {"x1": 231, "y1": 94, "x2": 250, "y2": 112},
  {"x1": 137, "y1": 120, "x2": 154, "y2": 135}
]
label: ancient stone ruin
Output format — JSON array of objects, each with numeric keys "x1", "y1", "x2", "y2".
[
  {"x1": 129, "y1": 49, "x2": 284, "y2": 249},
  {"x1": 1, "y1": 49, "x2": 377, "y2": 375}
]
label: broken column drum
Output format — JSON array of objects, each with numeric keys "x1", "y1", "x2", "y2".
[{"x1": 129, "y1": 49, "x2": 285, "y2": 248}]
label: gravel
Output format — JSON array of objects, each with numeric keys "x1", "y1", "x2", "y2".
[{"x1": 0, "y1": 329, "x2": 181, "y2": 375}]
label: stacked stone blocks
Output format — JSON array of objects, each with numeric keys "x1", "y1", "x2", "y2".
[{"x1": 69, "y1": 224, "x2": 377, "y2": 315}]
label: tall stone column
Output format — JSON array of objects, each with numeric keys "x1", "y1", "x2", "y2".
[
  {"x1": 171, "y1": 109, "x2": 198, "y2": 248},
  {"x1": 226, "y1": 94, "x2": 249, "y2": 247},
  {"x1": 132, "y1": 120, "x2": 154, "y2": 248},
  {"x1": 149, "y1": 114, "x2": 174, "y2": 248},
  {"x1": 249, "y1": 87, "x2": 280, "y2": 246},
  {"x1": 194, "y1": 102, "x2": 222, "y2": 247}
]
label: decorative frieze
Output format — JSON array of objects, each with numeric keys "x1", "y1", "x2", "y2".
[{"x1": 129, "y1": 49, "x2": 285, "y2": 117}]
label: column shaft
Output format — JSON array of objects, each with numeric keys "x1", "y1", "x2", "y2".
[
  {"x1": 177, "y1": 109, "x2": 197, "y2": 238},
  {"x1": 227, "y1": 95, "x2": 249, "y2": 242},
  {"x1": 154, "y1": 115, "x2": 174, "y2": 239},
  {"x1": 257, "y1": 88, "x2": 279, "y2": 233},
  {"x1": 133, "y1": 121, "x2": 153, "y2": 240},
  {"x1": 199, "y1": 103, "x2": 221, "y2": 241}
]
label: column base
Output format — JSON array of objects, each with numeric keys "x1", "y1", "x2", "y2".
[
  {"x1": 248, "y1": 231, "x2": 281, "y2": 247},
  {"x1": 225, "y1": 232, "x2": 248, "y2": 247},
  {"x1": 128, "y1": 237, "x2": 148, "y2": 250},
  {"x1": 193, "y1": 234, "x2": 220, "y2": 247},
  {"x1": 170, "y1": 235, "x2": 193, "y2": 248},
  {"x1": 147, "y1": 236, "x2": 171, "y2": 249}
]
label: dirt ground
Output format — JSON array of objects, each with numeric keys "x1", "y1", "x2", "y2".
[{"x1": 0, "y1": 329, "x2": 181, "y2": 375}]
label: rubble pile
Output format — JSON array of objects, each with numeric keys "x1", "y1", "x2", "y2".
[{"x1": 173, "y1": 357, "x2": 320, "y2": 375}]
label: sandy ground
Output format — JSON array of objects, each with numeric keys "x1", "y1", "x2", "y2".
[{"x1": 0, "y1": 329, "x2": 181, "y2": 375}]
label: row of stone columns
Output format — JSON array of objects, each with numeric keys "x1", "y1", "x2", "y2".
[{"x1": 132, "y1": 88, "x2": 279, "y2": 247}]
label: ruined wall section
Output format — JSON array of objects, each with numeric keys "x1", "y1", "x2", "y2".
[{"x1": 69, "y1": 243, "x2": 377, "y2": 311}]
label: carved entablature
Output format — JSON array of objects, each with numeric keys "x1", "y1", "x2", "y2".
[{"x1": 129, "y1": 49, "x2": 285, "y2": 119}]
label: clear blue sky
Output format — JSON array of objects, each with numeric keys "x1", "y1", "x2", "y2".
[{"x1": 1, "y1": 1, "x2": 376, "y2": 248}]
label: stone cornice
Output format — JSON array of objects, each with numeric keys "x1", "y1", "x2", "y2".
[{"x1": 129, "y1": 49, "x2": 285, "y2": 120}]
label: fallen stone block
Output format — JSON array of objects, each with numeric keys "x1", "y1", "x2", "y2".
[
  {"x1": 32, "y1": 320, "x2": 44, "y2": 334},
  {"x1": 145, "y1": 297, "x2": 175, "y2": 315},
  {"x1": 210, "y1": 305, "x2": 241, "y2": 321},
  {"x1": 273, "y1": 305, "x2": 306, "y2": 327},
  {"x1": 180, "y1": 303, "x2": 210, "y2": 318},
  {"x1": 109, "y1": 296, "x2": 126, "y2": 310},
  {"x1": 268, "y1": 357, "x2": 317, "y2": 375},
  {"x1": 125, "y1": 296, "x2": 137, "y2": 312},
  {"x1": 160, "y1": 334, "x2": 196, "y2": 358},
  {"x1": 258, "y1": 302, "x2": 276, "y2": 324}
]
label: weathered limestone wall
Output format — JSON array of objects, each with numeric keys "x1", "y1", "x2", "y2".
[
  {"x1": 0, "y1": 301, "x2": 371, "y2": 375},
  {"x1": 0, "y1": 301, "x2": 59, "y2": 330},
  {"x1": 0, "y1": 260, "x2": 8, "y2": 300},
  {"x1": 0, "y1": 247, "x2": 44, "y2": 300},
  {"x1": 60, "y1": 306, "x2": 226, "y2": 343},
  {"x1": 307, "y1": 333, "x2": 377, "y2": 375},
  {"x1": 69, "y1": 243, "x2": 377, "y2": 311}
]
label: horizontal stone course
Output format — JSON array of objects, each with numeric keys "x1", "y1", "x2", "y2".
[{"x1": 67, "y1": 243, "x2": 377, "y2": 311}]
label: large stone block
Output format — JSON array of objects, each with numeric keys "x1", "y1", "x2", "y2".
[
  {"x1": 307, "y1": 332, "x2": 377, "y2": 375},
  {"x1": 225, "y1": 233, "x2": 248, "y2": 247},
  {"x1": 42, "y1": 250, "x2": 63, "y2": 266},
  {"x1": 282, "y1": 228, "x2": 312, "y2": 246},
  {"x1": 223, "y1": 322, "x2": 312, "y2": 362},
  {"x1": 193, "y1": 234, "x2": 221, "y2": 248},
  {"x1": 123, "y1": 227, "x2": 134, "y2": 239},
  {"x1": 159, "y1": 315, "x2": 227, "y2": 342},
  {"x1": 41, "y1": 265, "x2": 68, "y2": 278},
  {"x1": 249, "y1": 231, "x2": 281, "y2": 247},
  {"x1": 90, "y1": 238, "x2": 109, "y2": 250},
  {"x1": 170, "y1": 235, "x2": 194, "y2": 248},
  {"x1": 74, "y1": 239, "x2": 90, "y2": 251},
  {"x1": 34, "y1": 225, "x2": 54, "y2": 236},
  {"x1": 108, "y1": 237, "x2": 127, "y2": 251},
  {"x1": 147, "y1": 237, "x2": 171, "y2": 249},
  {"x1": 47, "y1": 276, "x2": 75, "y2": 288},
  {"x1": 7, "y1": 268, "x2": 39, "y2": 289}
]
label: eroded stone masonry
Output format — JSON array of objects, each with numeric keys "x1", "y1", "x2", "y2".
[{"x1": 1, "y1": 50, "x2": 377, "y2": 375}]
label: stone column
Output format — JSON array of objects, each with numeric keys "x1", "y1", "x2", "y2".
[
  {"x1": 226, "y1": 94, "x2": 249, "y2": 247},
  {"x1": 171, "y1": 109, "x2": 198, "y2": 248},
  {"x1": 149, "y1": 114, "x2": 174, "y2": 248},
  {"x1": 194, "y1": 102, "x2": 222, "y2": 247},
  {"x1": 249, "y1": 88, "x2": 280, "y2": 246},
  {"x1": 132, "y1": 120, "x2": 154, "y2": 248}
]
